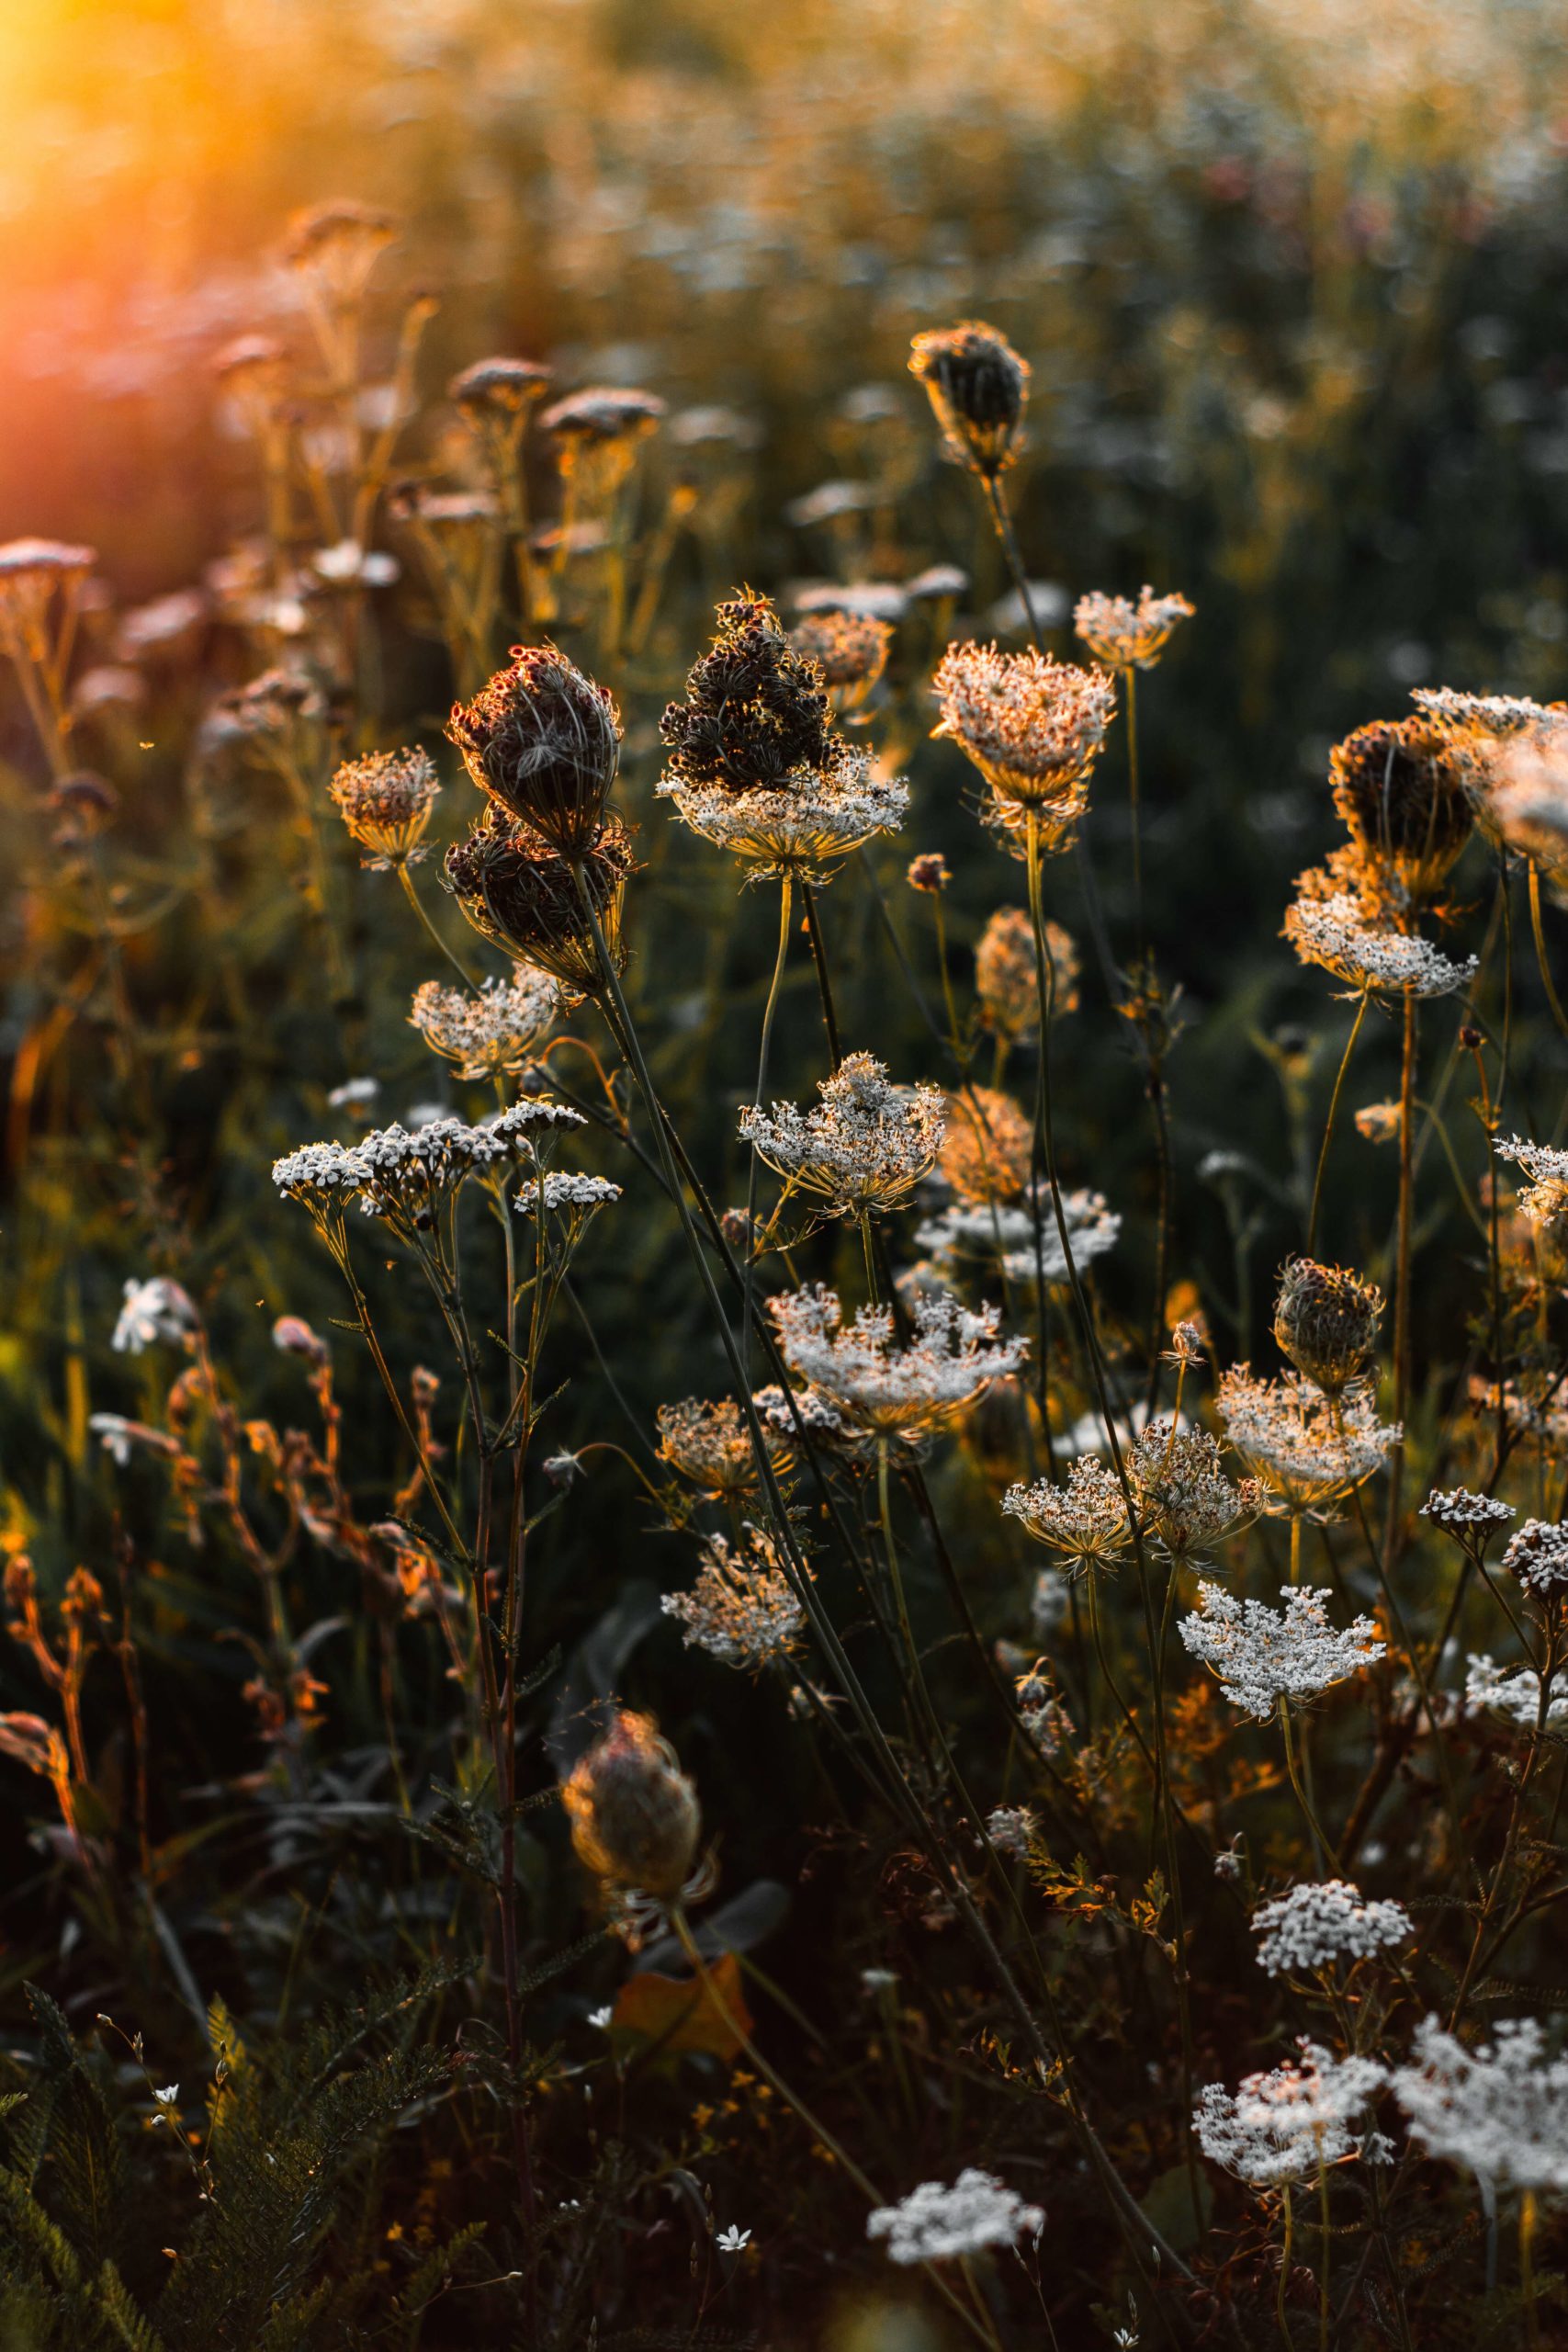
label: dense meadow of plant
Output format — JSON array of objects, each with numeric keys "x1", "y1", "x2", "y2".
[{"x1": 9, "y1": 2, "x2": 1568, "y2": 2345}]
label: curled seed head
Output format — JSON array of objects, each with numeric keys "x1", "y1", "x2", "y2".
[
  {"x1": 1272, "y1": 1257, "x2": 1384, "y2": 1396},
  {"x1": 447, "y1": 646, "x2": 621, "y2": 856},
  {"x1": 444, "y1": 811, "x2": 632, "y2": 995},
  {"x1": 1328, "y1": 718, "x2": 1474, "y2": 909},
  {"x1": 908, "y1": 320, "x2": 1031, "y2": 478},
  {"x1": 562, "y1": 1709, "x2": 702, "y2": 1900}
]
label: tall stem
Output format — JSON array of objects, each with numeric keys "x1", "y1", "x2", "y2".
[
  {"x1": 744, "y1": 877, "x2": 794, "y2": 1374},
  {"x1": 1528, "y1": 861, "x2": 1568, "y2": 1042},
  {"x1": 1124, "y1": 665, "x2": 1143, "y2": 950},
  {"x1": 1384, "y1": 989, "x2": 1418, "y2": 1555},
  {"x1": 1307, "y1": 991, "x2": 1370, "y2": 1252},
  {"x1": 801, "y1": 881, "x2": 842, "y2": 1068},
  {"x1": 400, "y1": 863, "x2": 485, "y2": 989},
  {"x1": 981, "y1": 473, "x2": 1042, "y2": 650}
]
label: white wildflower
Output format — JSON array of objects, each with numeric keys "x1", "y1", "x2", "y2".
[
  {"x1": 410, "y1": 967, "x2": 561, "y2": 1081},
  {"x1": 1393, "y1": 2017, "x2": 1568, "y2": 2194},
  {"x1": 327, "y1": 1076, "x2": 380, "y2": 1109},
  {"x1": 661, "y1": 1526, "x2": 806, "y2": 1671},
  {"x1": 1463, "y1": 1654, "x2": 1568, "y2": 1729},
  {"x1": 866, "y1": 2169, "x2": 1043, "y2": 2264},
  {"x1": 112, "y1": 1276, "x2": 198, "y2": 1354},
  {"x1": 1003, "y1": 1457, "x2": 1131, "y2": 1573},
  {"x1": 1496, "y1": 1136, "x2": 1568, "y2": 1230},
  {"x1": 657, "y1": 744, "x2": 907, "y2": 883},
  {"x1": 1283, "y1": 890, "x2": 1477, "y2": 1001},
  {"x1": 1179, "y1": 1583, "x2": 1384, "y2": 1719},
  {"x1": 1251, "y1": 1880, "x2": 1412, "y2": 1976},
  {"x1": 1502, "y1": 1518, "x2": 1568, "y2": 1598},
  {"x1": 715, "y1": 2224, "x2": 751, "y2": 2253},
  {"x1": 741, "y1": 1052, "x2": 945, "y2": 1219},
  {"x1": 916, "y1": 1186, "x2": 1121, "y2": 1286},
  {"x1": 986, "y1": 1805, "x2": 1037, "y2": 1858},
  {"x1": 1218, "y1": 1365, "x2": 1399, "y2": 1519},
  {"x1": 1423, "y1": 1488, "x2": 1515, "y2": 1538},
  {"x1": 768, "y1": 1283, "x2": 1024, "y2": 1445},
  {"x1": 1195, "y1": 2042, "x2": 1387, "y2": 2184}
]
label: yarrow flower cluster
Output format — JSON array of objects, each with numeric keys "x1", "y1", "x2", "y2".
[
  {"x1": 1423, "y1": 1488, "x2": 1516, "y2": 1540},
  {"x1": 1251, "y1": 1880, "x2": 1413, "y2": 1976},
  {"x1": 866, "y1": 2170, "x2": 1043, "y2": 2265},
  {"x1": 1393, "y1": 2018, "x2": 1568, "y2": 2193},
  {"x1": 1195, "y1": 2042, "x2": 1387, "y2": 2184},
  {"x1": 1495, "y1": 1136, "x2": 1568, "y2": 1231},
  {"x1": 1003, "y1": 1457, "x2": 1131, "y2": 1573},
  {"x1": 1218, "y1": 1365, "x2": 1399, "y2": 1518},
  {"x1": 1283, "y1": 889, "x2": 1477, "y2": 1001},
  {"x1": 1073, "y1": 585, "x2": 1194, "y2": 671},
  {"x1": 272, "y1": 1101, "x2": 617, "y2": 1232},
  {"x1": 661, "y1": 1526, "x2": 806, "y2": 1671},
  {"x1": 740, "y1": 1052, "x2": 945, "y2": 1219},
  {"x1": 1501, "y1": 1518, "x2": 1568, "y2": 1598},
  {"x1": 1179, "y1": 1583, "x2": 1384, "y2": 1718},
  {"x1": 410, "y1": 967, "x2": 560, "y2": 1080},
  {"x1": 768, "y1": 1283, "x2": 1024, "y2": 1445}
]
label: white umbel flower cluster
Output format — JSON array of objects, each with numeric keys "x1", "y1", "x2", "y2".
[
  {"x1": 1393, "y1": 2018, "x2": 1568, "y2": 2193},
  {"x1": 866, "y1": 2169, "x2": 1043, "y2": 2264},
  {"x1": 1495, "y1": 1136, "x2": 1568, "y2": 1230},
  {"x1": 273, "y1": 1102, "x2": 615, "y2": 1227},
  {"x1": 915, "y1": 1186, "x2": 1121, "y2": 1286},
  {"x1": 1179, "y1": 1582, "x2": 1384, "y2": 1719},
  {"x1": 1251, "y1": 1880, "x2": 1412, "y2": 1976},
  {"x1": 1463, "y1": 1654, "x2": 1568, "y2": 1729},
  {"x1": 661, "y1": 1526, "x2": 805, "y2": 1671},
  {"x1": 1195, "y1": 2042, "x2": 1387, "y2": 2184},
  {"x1": 1283, "y1": 890, "x2": 1477, "y2": 1001},
  {"x1": 1218, "y1": 1366, "x2": 1399, "y2": 1519},
  {"x1": 741, "y1": 1052, "x2": 945, "y2": 1219},
  {"x1": 1125, "y1": 1419, "x2": 1259, "y2": 1564},
  {"x1": 1502, "y1": 1518, "x2": 1568, "y2": 1597},
  {"x1": 769, "y1": 1283, "x2": 1024, "y2": 1444},
  {"x1": 409, "y1": 967, "x2": 560, "y2": 1080},
  {"x1": 656, "y1": 745, "x2": 908, "y2": 882},
  {"x1": 1003, "y1": 1457, "x2": 1131, "y2": 1573},
  {"x1": 1423, "y1": 1488, "x2": 1516, "y2": 1538}
]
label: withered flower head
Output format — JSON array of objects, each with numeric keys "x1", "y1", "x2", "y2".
[
  {"x1": 1328, "y1": 718, "x2": 1474, "y2": 908},
  {"x1": 1272, "y1": 1257, "x2": 1383, "y2": 1396},
  {"x1": 940, "y1": 1086, "x2": 1034, "y2": 1204},
  {"x1": 449, "y1": 356, "x2": 554, "y2": 415},
  {"x1": 0, "y1": 538, "x2": 97, "y2": 653},
  {"x1": 788, "y1": 610, "x2": 892, "y2": 713},
  {"x1": 656, "y1": 1396, "x2": 791, "y2": 1501},
  {"x1": 329, "y1": 747, "x2": 440, "y2": 868},
  {"x1": 908, "y1": 321, "x2": 1031, "y2": 478},
  {"x1": 661, "y1": 591, "x2": 836, "y2": 795},
  {"x1": 976, "y1": 905, "x2": 1077, "y2": 1039},
  {"x1": 283, "y1": 201, "x2": 397, "y2": 299},
  {"x1": 562, "y1": 1709, "x2": 702, "y2": 1903},
  {"x1": 447, "y1": 645, "x2": 622, "y2": 854},
  {"x1": 445, "y1": 810, "x2": 632, "y2": 995},
  {"x1": 933, "y1": 642, "x2": 1116, "y2": 849},
  {"x1": 907, "y1": 852, "x2": 952, "y2": 894}
]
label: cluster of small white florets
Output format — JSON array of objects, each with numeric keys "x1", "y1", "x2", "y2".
[
  {"x1": 1179, "y1": 1583, "x2": 1385, "y2": 1719},
  {"x1": 273, "y1": 1102, "x2": 612, "y2": 1223},
  {"x1": 1003, "y1": 1456, "x2": 1130, "y2": 1572},
  {"x1": 656, "y1": 746, "x2": 908, "y2": 882},
  {"x1": 986, "y1": 1805, "x2": 1038, "y2": 1859},
  {"x1": 1501, "y1": 1518, "x2": 1568, "y2": 1597},
  {"x1": 409, "y1": 968, "x2": 560, "y2": 1080},
  {"x1": 1412, "y1": 686, "x2": 1560, "y2": 738},
  {"x1": 1495, "y1": 1136, "x2": 1568, "y2": 1230},
  {"x1": 1195, "y1": 2043, "x2": 1388, "y2": 2184},
  {"x1": 1423, "y1": 1487, "x2": 1516, "y2": 1537},
  {"x1": 768, "y1": 1283, "x2": 1024, "y2": 1442},
  {"x1": 741, "y1": 1052, "x2": 945, "y2": 1219},
  {"x1": 1283, "y1": 891, "x2": 1477, "y2": 1001},
  {"x1": 1073, "y1": 585, "x2": 1193, "y2": 671},
  {"x1": 1463, "y1": 1654, "x2": 1568, "y2": 1729},
  {"x1": 660, "y1": 1526, "x2": 805, "y2": 1671},
  {"x1": 1218, "y1": 1365, "x2": 1399, "y2": 1517},
  {"x1": 865, "y1": 2169, "x2": 1043, "y2": 2264},
  {"x1": 1251, "y1": 1880, "x2": 1413, "y2": 1976},
  {"x1": 1125, "y1": 1419, "x2": 1259, "y2": 1563},
  {"x1": 915, "y1": 1187, "x2": 1121, "y2": 1287},
  {"x1": 1393, "y1": 2018, "x2": 1568, "y2": 2193}
]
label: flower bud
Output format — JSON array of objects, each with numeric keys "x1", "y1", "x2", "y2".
[
  {"x1": 1273, "y1": 1257, "x2": 1383, "y2": 1396},
  {"x1": 447, "y1": 646, "x2": 622, "y2": 856},
  {"x1": 908, "y1": 321, "x2": 1031, "y2": 478},
  {"x1": 562, "y1": 1709, "x2": 702, "y2": 1901}
]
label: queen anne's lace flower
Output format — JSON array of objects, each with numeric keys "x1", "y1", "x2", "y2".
[
  {"x1": 1196, "y1": 2042, "x2": 1387, "y2": 2184},
  {"x1": 1179, "y1": 1583, "x2": 1384, "y2": 1718},
  {"x1": 410, "y1": 968, "x2": 560, "y2": 1080},
  {"x1": 661, "y1": 1526, "x2": 805, "y2": 1670},
  {"x1": 1125, "y1": 1419, "x2": 1259, "y2": 1565},
  {"x1": 1002, "y1": 1457, "x2": 1131, "y2": 1573},
  {"x1": 1251, "y1": 1880, "x2": 1412, "y2": 1976},
  {"x1": 1218, "y1": 1365, "x2": 1399, "y2": 1518},
  {"x1": 741, "y1": 1054, "x2": 945, "y2": 1219},
  {"x1": 1073, "y1": 586, "x2": 1194, "y2": 671},
  {"x1": 1393, "y1": 2018, "x2": 1568, "y2": 2193},
  {"x1": 769, "y1": 1284, "x2": 1024, "y2": 1445},
  {"x1": 1283, "y1": 890, "x2": 1477, "y2": 1001},
  {"x1": 933, "y1": 641, "x2": 1115, "y2": 850},
  {"x1": 866, "y1": 2170, "x2": 1043, "y2": 2264},
  {"x1": 1463, "y1": 1654, "x2": 1568, "y2": 1729},
  {"x1": 657, "y1": 743, "x2": 907, "y2": 883},
  {"x1": 1495, "y1": 1136, "x2": 1568, "y2": 1231},
  {"x1": 917, "y1": 1188, "x2": 1121, "y2": 1287},
  {"x1": 656, "y1": 1397, "x2": 789, "y2": 1498},
  {"x1": 1501, "y1": 1518, "x2": 1568, "y2": 1597}
]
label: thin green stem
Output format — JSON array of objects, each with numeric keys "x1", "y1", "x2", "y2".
[{"x1": 1307, "y1": 992, "x2": 1370, "y2": 1252}]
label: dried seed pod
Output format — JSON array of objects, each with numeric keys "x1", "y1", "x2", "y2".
[
  {"x1": 908, "y1": 321, "x2": 1031, "y2": 478},
  {"x1": 1272, "y1": 1257, "x2": 1383, "y2": 1396},
  {"x1": 444, "y1": 810, "x2": 632, "y2": 996},
  {"x1": 447, "y1": 646, "x2": 622, "y2": 856},
  {"x1": 562, "y1": 1710, "x2": 702, "y2": 1901},
  {"x1": 1328, "y1": 718, "x2": 1474, "y2": 909},
  {"x1": 661, "y1": 591, "x2": 836, "y2": 796}
]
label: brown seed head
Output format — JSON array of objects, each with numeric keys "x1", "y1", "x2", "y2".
[
  {"x1": 329, "y1": 747, "x2": 440, "y2": 868},
  {"x1": 908, "y1": 321, "x2": 1031, "y2": 478},
  {"x1": 447, "y1": 646, "x2": 622, "y2": 855},
  {"x1": 907, "y1": 852, "x2": 952, "y2": 894},
  {"x1": 661, "y1": 591, "x2": 838, "y2": 795},
  {"x1": 1328, "y1": 718, "x2": 1474, "y2": 909},
  {"x1": 562, "y1": 1709, "x2": 702, "y2": 1901},
  {"x1": 1272, "y1": 1257, "x2": 1384, "y2": 1396},
  {"x1": 976, "y1": 905, "x2": 1077, "y2": 1038},
  {"x1": 788, "y1": 610, "x2": 892, "y2": 713},
  {"x1": 444, "y1": 811, "x2": 632, "y2": 995}
]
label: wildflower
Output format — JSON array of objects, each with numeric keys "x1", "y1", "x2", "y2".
[
  {"x1": 445, "y1": 810, "x2": 633, "y2": 994},
  {"x1": 1251, "y1": 1880, "x2": 1412, "y2": 1976},
  {"x1": 1272, "y1": 1257, "x2": 1383, "y2": 1396},
  {"x1": 273, "y1": 1315, "x2": 330, "y2": 1367},
  {"x1": 1218, "y1": 1364, "x2": 1399, "y2": 1518},
  {"x1": 976, "y1": 905, "x2": 1078, "y2": 1039},
  {"x1": 788, "y1": 610, "x2": 892, "y2": 711},
  {"x1": 1283, "y1": 888, "x2": 1476, "y2": 1001},
  {"x1": 1003, "y1": 1458, "x2": 1132, "y2": 1574},
  {"x1": 1015, "y1": 1663, "x2": 1076, "y2": 1757},
  {"x1": 541, "y1": 385, "x2": 666, "y2": 475},
  {"x1": 939, "y1": 1086, "x2": 1032, "y2": 1204},
  {"x1": 1501, "y1": 1518, "x2": 1568, "y2": 1598},
  {"x1": 1031, "y1": 1568, "x2": 1070, "y2": 1638},
  {"x1": 661, "y1": 1526, "x2": 806, "y2": 1670},
  {"x1": 1393, "y1": 2017, "x2": 1568, "y2": 2194},
  {"x1": 1463, "y1": 1654, "x2": 1568, "y2": 1729},
  {"x1": 1423, "y1": 1487, "x2": 1515, "y2": 1540},
  {"x1": 327, "y1": 1077, "x2": 379, "y2": 1110},
  {"x1": 113, "y1": 1277, "x2": 198, "y2": 1354},
  {"x1": 1073, "y1": 586, "x2": 1194, "y2": 671},
  {"x1": 861, "y1": 1967, "x2": 897, "y2": 1992},
  {"x1": 657, "y1": 741, "x2": 907, "y2": 883},
  {"x1": 0, "y1": 537, "x2": 96, "y2": 654},
  {"x1": 152, "y1": 2085, "x2": 179, "y2": 2108},
  {"x1": 768, "y1": 1284, "x2": 1025, "y2": 1446},
  {"x1": 917, "y1": 1187, "x2": 1121, "y2": 1288},
  {"x1": 933, "y1": 642, "x2": 1117, "y2": 845},
  {"x1": 1487, "y1": 727, "x2": 1568, "y2": 888},
  {"x1": 656, "y1": 1397, "x2": 788, "y2": 1499},
  {"x1": 587, "y1": 2005, "x2": 614, "y2": 2030},
  {"x1": 1328, "y1": 717, "x2": 1474, "y2": 908},
  {"x1": 867, "y1": 2169, "x2": 1043, "y2": 2263},
  {"x1": 1125, "y1": 1420, "x2": 1259, "y2": 1565},
  {"x1": 907, "y1": 852, "x2": 951, "y2": 893},
  {"x1": 908, "y1": 321, "x2": 1032, "y2": 477},
  {"x1": 660, "y1": 594, "x2": 830, "y2": 790},
  {"x1": 1412, "y1": 686, "x2": 1562, "y2": 740},
  {"x1": 283, "y1": 200, "x2": 396, "y2": 299},
  {"x1": 561, "y1": 1709, "x2": 709, "y2": 1924},
  {"x1": 272, "y1": 1100, "x2": 603, "y2": 1231},
  {"x1": 986, "y1": 1805, "x2": 1037, "y2": 1858},
  {"x1": 1495, "y1": 1135, "x2": 1568, "y2": 1231},
  {"x1": 716, "y1": 2225, "x2": 751, "y2": 2253},
  {"x1": 1179, "y1": 1582, "x2": 1385, "y2": 1719},
  {"x1": 1195, "y1": 2042, "x2": 1387, "y2": 2183},
  {"x1": 447, "y1": 646, "x2": 622, "y2": 857},
  {"x1": 450, "y1": 356, "x2": 553, "y2": 416},
  {"x1": 1355, "y1": 1100, "x2": 1402, "y2": 1144},
  {"x1": 740, "y1": 1052, "x2": 944, "y2": 1219},
  {"x1": 410, "y1": 967, "x2": 559, "y2": 1081}
]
